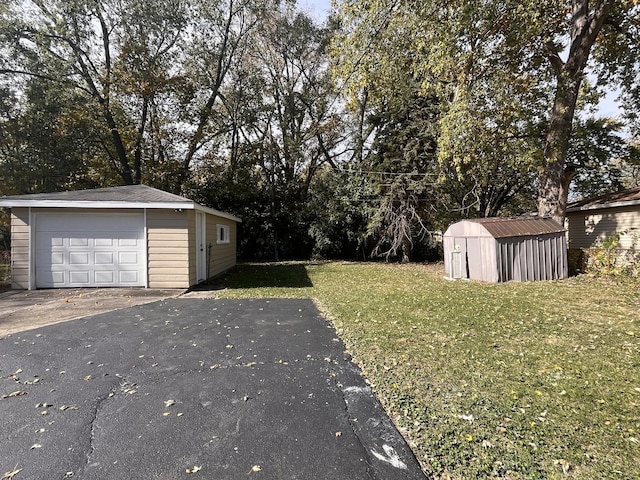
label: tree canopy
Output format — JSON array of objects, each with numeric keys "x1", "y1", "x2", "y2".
[{"x1": 1, "y1": 0, "x2": 638, "y2": 260}]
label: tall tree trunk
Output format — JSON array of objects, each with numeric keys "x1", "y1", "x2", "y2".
[
  {"x1": 537, "y1": 0, "x2": 614, "y2": 224},
  {"x1": 537, "y1": 73, "x2": 581, "y2": 224}
]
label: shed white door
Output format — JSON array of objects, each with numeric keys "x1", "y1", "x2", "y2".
[{"x1": 35, "y1": 213, "x2": 145, "y2": 288}]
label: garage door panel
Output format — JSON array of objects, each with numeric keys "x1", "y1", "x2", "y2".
[
  {"x1": 35, "y1": 213, "x2": 145, "y2": 288},
  {"x1": 70, "y1": 252, "x2": 90, "y2": 265},
  {"x1": 50, "y1": 271, "x2": 65, "y2": 284},
  {"x1": 95, "y1": 252, "x2": 114, "y2": 265},
  {"x1": 95, "y1": 271, "x2": 115, "y2": 284},
  {"x1": 119, "y1": 271, "x2": 140, "y2": 283},
  {"x1": 69, "y1": 271, "x2": 90, "y2": 284},
  {"x1": 95, "y1": 238, "x2": 114, "y2": 247},
  {"x1": 119, "y1": 252, "x2": 139, "y2": 264},
  {"x1": 70, "y1": 237, "x2": 89, "y2": 247},
  {"x1": 118, "y1": 238, "x2": 138, "y2": 247}
]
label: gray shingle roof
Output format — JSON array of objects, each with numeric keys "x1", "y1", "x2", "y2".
[
  {"x1": 0, "y1": 185, "x2": 190, "y2": 203},
  {"x1": 0, "y1": 185, "x2": 242, "y2": 222}
]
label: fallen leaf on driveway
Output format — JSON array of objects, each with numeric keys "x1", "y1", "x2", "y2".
[
  {"x1": 1, "y1": 391, "x2": 26, "y2": 399},
  {"x1": 1, "y1": 465, "x2": 21, "y2": 479}
]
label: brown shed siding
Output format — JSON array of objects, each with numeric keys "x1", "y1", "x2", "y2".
[
  {"x1": 566, "y1": 206, "x2": 640, "y2": 250},
  {"x1": 147, "y1": 209, "x2": 190, "y2": 288},
  {"x1": 10, "y1": 208, "x2": 30, "y2": 289},
  {"x1": 497, "y1": 234, "x2": 567, "y2": 282}
]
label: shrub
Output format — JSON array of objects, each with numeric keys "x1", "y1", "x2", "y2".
[{"x1": 585, "y1": 231, "x2": 639, "y2": 278}]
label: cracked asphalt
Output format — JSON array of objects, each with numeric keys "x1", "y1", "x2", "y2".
[{"x1": 0, "y1": 298, "x2": 426, "y2": 479}]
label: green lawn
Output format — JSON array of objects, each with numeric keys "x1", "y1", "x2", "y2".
[{"x1": 213, "y1": 261, "x2": 640, "y2": 479}]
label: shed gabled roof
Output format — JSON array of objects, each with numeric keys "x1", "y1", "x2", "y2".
[
  {"x1": 566, "y1": 186, "x2": 640, "y2": 213},
  {"x1": 444, "y1": 217, "x2": 564, "y2": 239},
  {"x1": 0, "y1": 184, "x2": 241, "y2": 222}
]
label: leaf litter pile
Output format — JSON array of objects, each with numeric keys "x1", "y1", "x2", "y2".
[{"x1": 218, "y1": 261, "x2": 640, "y2": 479}]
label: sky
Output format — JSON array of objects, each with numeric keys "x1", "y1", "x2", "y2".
[{"x1": 296, "y1": 0, "x2": 333, "y2": 22}]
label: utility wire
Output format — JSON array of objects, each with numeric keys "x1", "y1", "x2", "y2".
[{"x1": 337, "y1": 168, "x2": 439, "y2": 176}]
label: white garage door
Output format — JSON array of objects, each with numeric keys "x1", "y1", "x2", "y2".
[{"x1": 35, "y1": 213, "x2": 145, "y2": 288}]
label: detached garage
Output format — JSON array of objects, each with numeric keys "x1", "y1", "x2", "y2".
[{"x1": 0, "y1": 185, "x2": 241, "y2": 290}]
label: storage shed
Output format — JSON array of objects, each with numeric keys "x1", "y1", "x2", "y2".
[
  {"x1": 0, "y1": 185, "x2": 241, "y2": 290},
  {"x1": 443, "y1": 217, "x2": 568, "y2": 282}
]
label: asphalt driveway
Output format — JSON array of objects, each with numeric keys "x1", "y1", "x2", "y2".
[{"x1": 0, "y1": 298, "x2": 425, "y2": 479}]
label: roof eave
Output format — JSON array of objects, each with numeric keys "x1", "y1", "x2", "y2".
[
  {"x1": 0, "y1": 199, "x2": 195, "y2": 209},
  {"x1": 195, "y1": 204, "x2": 242, "y2": 223},
  {"x1": 566, "y1": 198, "x2": 640, "y2": 213},
  {"x1": 0, "y1": 199, "x2": 242, "y2": 222}
]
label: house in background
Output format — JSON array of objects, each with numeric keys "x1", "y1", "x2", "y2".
[
  {"x1": 0, "y1": 185, "x2": 241, "y2": 290},
  {"x1": 566, "y1": 186, "x2": 640, "y2": 252}
]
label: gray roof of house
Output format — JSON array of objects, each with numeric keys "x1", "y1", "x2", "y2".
[
  {"x1": 0, "y1": 185, "x2": 241, "y2": 222},
  {"x1": 0, "y1": 185, "x2": 189, "y2": 203},
  {"x1": 567, "y1": 186, "x2": 640, "y2": 212}
]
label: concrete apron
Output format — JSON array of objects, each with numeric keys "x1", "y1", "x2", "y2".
[{"x1": 0, "y1": 288, "x2": 184, "y2": 337}]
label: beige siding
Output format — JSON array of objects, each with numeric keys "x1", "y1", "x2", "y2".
[
  {"x1": 187, "y1": 210, "x2": 197, "y2": 286},
  {"x1": 10, "y1": 208, "x2": 30, "y2": 289},
  {"x1": 147, "y1": 209, "x2": 190, "y2": 288},
  {"x1": 207, "y1": 215, "x2": 237, "y2": 278},
  {"x1": 567, "y1": 206, "x2": 640, "y2": 250}
]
